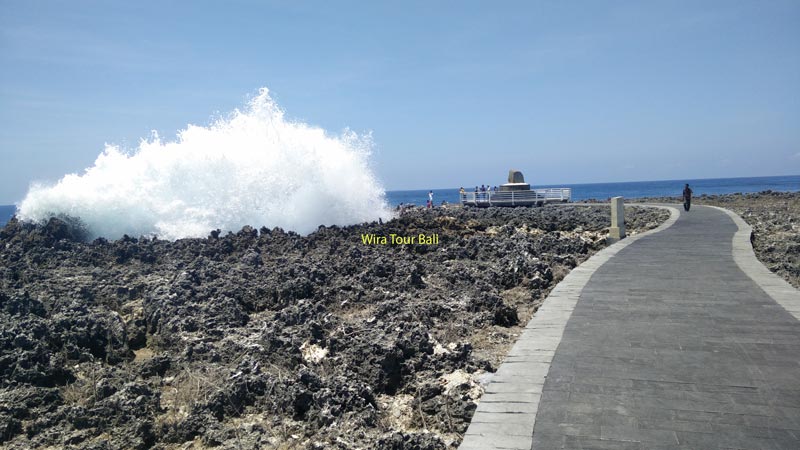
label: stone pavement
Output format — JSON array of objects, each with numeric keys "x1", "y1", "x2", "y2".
[{"x1": 460, "y1": 206, "x2": 800, "y2": 450}]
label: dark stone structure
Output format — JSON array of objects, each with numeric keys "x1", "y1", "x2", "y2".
[{"x1": 499, "y1": 170, "x2": 531, "y2": 192}]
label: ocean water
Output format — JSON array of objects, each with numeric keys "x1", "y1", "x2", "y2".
[
  {"x1": 386, "y1": 175, "x2": 800, "y2": 207},
  {"x1": 0, "y1": 205, "x2": 14, "y2": 226},
  {"x1": 0, "y1": 175, "x2": 800, "y2": 230},
  {"x1": 2, "y1": 176, "x2": 797, "y2": 228}
]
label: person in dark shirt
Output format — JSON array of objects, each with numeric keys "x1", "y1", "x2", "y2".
[{"x1": 682, "y1": 184, "x2": 693, "y2": 211}]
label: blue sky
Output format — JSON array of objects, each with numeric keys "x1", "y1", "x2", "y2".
[{"x1": 1, "y1": 0, "x2": 798, "y2": 203}]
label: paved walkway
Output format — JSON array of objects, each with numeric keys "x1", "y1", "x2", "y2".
[{"x1": 460, "y1": 205, "x2": 800, "y2": 450}]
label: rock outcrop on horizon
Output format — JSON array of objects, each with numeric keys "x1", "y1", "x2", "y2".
[{"x1": 0, "y1": 205, "x2": 668, "y2": 449}]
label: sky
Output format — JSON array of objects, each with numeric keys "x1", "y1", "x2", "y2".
[{"x1": 1, "y1": 0, "x2": 799, "y2": 203}]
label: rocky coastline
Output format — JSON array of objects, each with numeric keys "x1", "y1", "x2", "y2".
[{"x1": 0, "y1": 205, "x2": 669, "y2": 449}]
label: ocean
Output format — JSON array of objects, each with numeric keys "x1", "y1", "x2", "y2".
[
  {"x1": 1, "y1": 175, "x2": 797, "y2": 227},
  {"x1": 386, "y1": 175, "x2": 800, "y2": 207},
  {"x1": 0, "y1": 205, "x2": 14, "y2": 226}
]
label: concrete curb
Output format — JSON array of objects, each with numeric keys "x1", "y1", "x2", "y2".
[
  {"x1": 706, "y1": 205, "x2": 800, "y2": 320},
  {"x1": 459, "y1": 205, "x2": 681, "y2": 450}
]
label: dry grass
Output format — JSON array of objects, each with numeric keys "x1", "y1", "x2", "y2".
[
  {"x1": 60, "y1": 362, "x2": 102, "y2": 407},
  {"x1": 156, "y1": 366, "x2": 227, "y2": 428}
]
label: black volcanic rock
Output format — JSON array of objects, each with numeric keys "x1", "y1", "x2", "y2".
[{"x1": 0, "y1": 204, "x2": 669, "y2": 449}]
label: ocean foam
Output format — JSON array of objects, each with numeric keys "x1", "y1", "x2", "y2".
[{"x1": 18, "y1": 88, "x2": 393, "y2": 240}]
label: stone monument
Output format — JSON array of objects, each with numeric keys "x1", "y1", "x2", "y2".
[
  {"x1": 499, "y1": 169, "x2": 531, "y2": 192},
  {"x1": 508, "y1": 170, "x2": 525, "y2": 184},
  {"x1": 608, "y1": 196, "x2": 626, "y2": 243}
]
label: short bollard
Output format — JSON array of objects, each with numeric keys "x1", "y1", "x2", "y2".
[{"x1": 609, "y1": 196, "x2": 626, "y2": 243}]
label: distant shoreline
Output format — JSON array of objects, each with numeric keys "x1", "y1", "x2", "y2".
[
  {"x1": 2, "y1": 174, "x2": 798, "y2": 228},
  {"x1": 386, "y1": 174, "x2": 800, "y2": 207}
]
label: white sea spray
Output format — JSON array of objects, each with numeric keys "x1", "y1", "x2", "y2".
[{"x1": 18, "y1": 88, "x2": 393, "y2": 240}]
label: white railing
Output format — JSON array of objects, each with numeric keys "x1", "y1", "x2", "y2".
[{"x1": 460, "y1": 188, "x2": 571, "y2": 206}]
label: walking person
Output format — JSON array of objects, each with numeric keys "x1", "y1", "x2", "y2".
[{"x1": 682, "y1": 183, "x2": 693, "y2": 211}]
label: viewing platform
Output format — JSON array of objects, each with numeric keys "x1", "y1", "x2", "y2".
[
  {"x1": 460, "y1": 188, "x2": 572, "y2": 207},
  {"x1": 461, "y1": 169, "x2": 571, "y2": 207}
]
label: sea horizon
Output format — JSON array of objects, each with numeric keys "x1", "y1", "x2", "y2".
[
  {"x1": 384, "y1": 174, "x2": 800, "y2": 207},
  {"x1": 1, "y1": 174, "x2": 798, "y2": 226}
]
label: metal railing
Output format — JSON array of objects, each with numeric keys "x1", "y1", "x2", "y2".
[{"x1": 460, "y1": 188, "x2": 572, "y2": 206}]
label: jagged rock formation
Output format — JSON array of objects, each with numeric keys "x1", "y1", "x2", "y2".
[{"x1": 0, "y1": 205, "x2": 668, "y2": 449}]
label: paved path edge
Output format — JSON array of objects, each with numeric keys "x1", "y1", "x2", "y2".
[
  {"x1": 458, "y1": 205, "x2": 680, "y2": 450},
  {"x1": 705, "y1": 205, "x2": 800, "y2": 320}
]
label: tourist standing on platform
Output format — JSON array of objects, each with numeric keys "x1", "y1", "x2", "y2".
[{"x1": 682, "y1": 184, "x2": 693, "y2": 211}]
